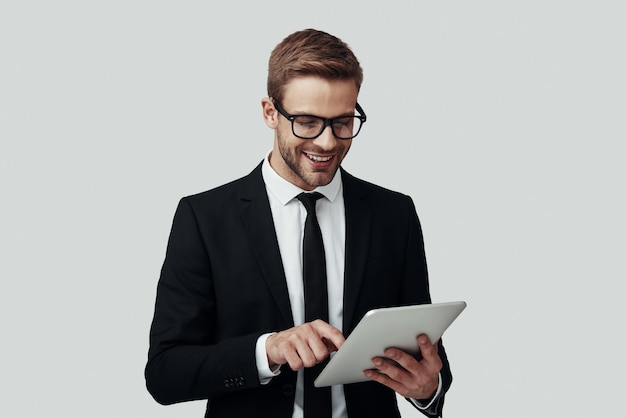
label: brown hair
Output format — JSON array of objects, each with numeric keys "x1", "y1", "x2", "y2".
[{"x1": 267, "y1": 29, "x2": 364, "y2": 102}]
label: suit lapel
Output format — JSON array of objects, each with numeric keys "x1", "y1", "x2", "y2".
[
  {"x1": 238, "y1": 163, "x2": 294, "y2": 327},
  {"x1": 235, "y1": 165, "x2": 373, "y2": 332},
  {"x1": 341, "y1": 169, "x2": 373, "y2": 333}
]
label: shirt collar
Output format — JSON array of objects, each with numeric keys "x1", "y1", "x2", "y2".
[{"x1": 261, "y1": 151, "x2": 342, "y2": 205}]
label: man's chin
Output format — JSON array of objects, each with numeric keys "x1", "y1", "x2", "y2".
[{"x1": 300, "y1": 171, "x2": 336, "y2": 189}]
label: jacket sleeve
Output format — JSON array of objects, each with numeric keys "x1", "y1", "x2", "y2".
[
  {"x1": 145, "y1": 197, "x2": 262, "y2": 405},
  {"x1": 403, "y1": 196, "x2": 453, "y2": 418}
]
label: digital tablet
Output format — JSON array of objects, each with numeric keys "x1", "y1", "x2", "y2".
[{"x1": 314, "y1": 301, "x2": 466, "y2": 387}]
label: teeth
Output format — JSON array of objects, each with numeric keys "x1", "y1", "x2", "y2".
[{"x1": 305, "y1": 153, "x2": 332, "y2": 162}]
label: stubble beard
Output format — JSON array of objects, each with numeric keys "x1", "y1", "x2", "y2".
[{"x1": 277, "y1": 130, "x2": 344, "y2": 189}]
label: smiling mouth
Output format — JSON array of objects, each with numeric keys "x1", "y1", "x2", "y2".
[{"x1": 304, "y1": 152, "x2": 333, "y2": 162}]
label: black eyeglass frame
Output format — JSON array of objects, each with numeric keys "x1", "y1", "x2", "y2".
[{"x1": 272, "y1": 99, "x2": 367, "y2": 140}]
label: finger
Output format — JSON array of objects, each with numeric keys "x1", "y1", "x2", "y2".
[
  {"x1": 268, "y1": 329, "x2": 316, "y2": 370},
  {"x1": 267, "y1": 322, "x2": 346, "y2": 370},
  {"x1": 305, "y1": 323, "x2": 345, "y2": 365},
  {"x1": 383, "y1": 348, "x2": 415, "y2": 371},
  {"x1": 275, "y1": 334, "x2": 308, "y2": 370},
  {"x1": 294, "y1": 322, "x2": 337, "y2": 367},
  {"x1": 367, "y1": 354, "x2": 438, "y2": 399},
  {"x1": 417, "y1": 335, "x2": 437, "y2": 360},
  {"x1": 305, "y1": 333, "x2": 334, "y2": 363},
  {"x1": 381, "y1": 345, "x2": 440, "y2": 387},
  {"x1": 322, "y1": 337, "x2": 339, "y2": 353},
  {"x1": 284, "y1": 348, "x2": 304, "y2": 371},
  {"x1": 416, "y1": 335, "x2": 443, "y2": 372},
  {"x1": 311, "y1": 320, "x2": 346, "y2": 350},
  {"x1": 364, "y1": 365, "x2": 406, "y2": 394},
  {"x1": 373, "y1": 353, "x2": 411, "y2": 382}
]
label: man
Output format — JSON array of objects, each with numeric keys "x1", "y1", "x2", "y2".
[{"x1": 146, "y1": 29, "x2": 452, "y2": 418}]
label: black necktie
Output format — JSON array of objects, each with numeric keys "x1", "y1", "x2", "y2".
[{"x1": 297, "y1": 192, "x2": 332, "y2": 418}]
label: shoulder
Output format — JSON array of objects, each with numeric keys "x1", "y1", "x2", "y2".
[
  {"x1": 183, "y1": 162, "x2": 264, "y2": 208},
  {"x1": 341, "y1": 169, "x2": 413, "y2": 206}
]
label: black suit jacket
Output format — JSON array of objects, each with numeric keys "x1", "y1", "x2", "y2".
[{"x1": 146, "y1": 163, "x2": 452, "y2": 417}]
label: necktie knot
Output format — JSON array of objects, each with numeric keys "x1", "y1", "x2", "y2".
[{"x1": 297, "y1": 192, "x2": 324, "y2": 214}]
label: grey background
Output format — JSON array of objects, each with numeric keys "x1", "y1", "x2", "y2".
[{"x1": 1, "y1": 1, "x2": 624, "y2": 416}]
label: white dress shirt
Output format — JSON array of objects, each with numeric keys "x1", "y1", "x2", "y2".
[
  {"x1": 258, "y1": 155, "x2": 347, "y2": 418},
  {"x1": 255, "y1": 154, "x2": 440, "y2": 417}
]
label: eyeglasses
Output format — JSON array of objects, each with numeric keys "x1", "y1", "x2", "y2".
[{"x1": 272, "y1": 99, "x2": 367, "y2": 140}]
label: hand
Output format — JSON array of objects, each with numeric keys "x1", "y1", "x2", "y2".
[
  {"x1": 266, "y1": 320, "x2": 345, "y2": 371},
  {"x1": 364, "y1": 334, "x2": 442, "y2": 400}
]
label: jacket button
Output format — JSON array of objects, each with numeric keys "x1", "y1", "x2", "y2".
[{"x1": 282, "y1": 384, "x2": 294, "y2": 396}]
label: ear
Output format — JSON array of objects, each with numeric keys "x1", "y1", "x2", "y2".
[{"x1": 261, "y1": 97, "x2": 279, "y2": 129}]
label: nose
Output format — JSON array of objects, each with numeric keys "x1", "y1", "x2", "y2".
[{"x1": 312, "y1": 125, "x2": 338, "y2": 150}]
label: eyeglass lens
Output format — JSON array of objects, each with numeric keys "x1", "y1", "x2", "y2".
[{"x1": 292, "y1": 115, "x2": 362, "y2": 139}]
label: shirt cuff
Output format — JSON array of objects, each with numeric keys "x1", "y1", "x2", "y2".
[
  {"x1": 255, "y1": 333, "x2": 281, "y2": 385},
  {"x1": 408, "y1": 372, "x2": 443, "y2": 410}
]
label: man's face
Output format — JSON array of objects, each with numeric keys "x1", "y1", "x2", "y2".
[{"x1": 263, "y1": 76, "x2": 359, "y2": 191}]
